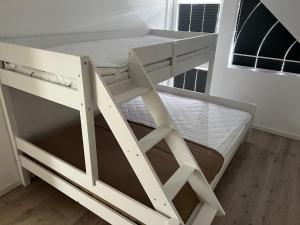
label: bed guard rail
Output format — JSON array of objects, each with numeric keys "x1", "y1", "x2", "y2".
[{"x1": 129, "y1": 30, "x2": 218, "y2": 86}]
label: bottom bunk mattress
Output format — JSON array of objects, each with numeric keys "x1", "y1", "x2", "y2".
[
  {"x1": 121, "y1": 91, "x2": 252, "y2": 157},
  {"x1": 32, "y1": 115, "x2": 224, "y2": 223}
]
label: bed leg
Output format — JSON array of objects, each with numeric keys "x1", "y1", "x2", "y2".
[
  {"x1": 0, "y1": 84, "x2": 31, "y2": 186},
  {"x1": 245, "y1": 128, "x2": 253, "y2": 143}
]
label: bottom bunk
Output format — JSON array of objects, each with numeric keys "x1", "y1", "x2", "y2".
[
  {"x1": 22, "y1": 87, "x2": 254, "y2": 224},
  {"x1": 120, "y1": 88, "x2": 252, "y2": 158},
  {"x1": 31, "y1": 114, "x2": 224, "y2": 224}
]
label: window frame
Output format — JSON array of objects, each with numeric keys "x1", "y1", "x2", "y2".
[
  {"x1": 170, "y1": 0, "x2": 222, "y2": 32},
  {"x1": 228, "y1": 0, "x2": 300, "y2": 78}
]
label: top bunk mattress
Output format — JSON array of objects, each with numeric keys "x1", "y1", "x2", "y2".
[
  {"x1": 3, "y1": 35, "x2": 176, "y2": 88},
  {"x1": 120, "y1": 91, "x2": 252, "y2": 158}
]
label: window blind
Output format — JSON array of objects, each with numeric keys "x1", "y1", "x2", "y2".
[
  {"x1": 174, "y1": 3, "x2": 219, "y2": 93},
  {"x1": 178, "y1": 4, "x2": 220, "y2": 33},
  {"x1": 174, "y1": 70, "x2": 207, "y2": 93},
  {"x1": 232, "y1": 0, "x2": 300, "y2": 74}
]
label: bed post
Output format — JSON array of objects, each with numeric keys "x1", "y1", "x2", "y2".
[
  {"x1": 205, "y1": 38, "x2": 218, "y2": 94},
  {"x1": 77, "y1": 56, "x2": 99, "y2": 185},
  {"x1": 246, "y1": 128, "x2": 253, "y2": 143},
  {"x1": 0, "y1": 77, "x2": 31, "y2": 186},
  {"x1": 205, "y1": 51, "x2": 216, "y2": 94}
]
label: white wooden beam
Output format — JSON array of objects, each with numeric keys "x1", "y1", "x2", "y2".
[
  {"x1": 163, "y1": 165, "x2": 194, "y2": 200},
  {"x1": 139, "y1": 125, "x2": 172, "y2": 153},
  {"x1": 77, "y1": 58, "x2": 99, "y2": 185},
  {"x1": 157, "y1": 85, "x2": 257, "y2": 115},
  {"x1": 0, "y1": 42, "x2": 82, "y2": 77},
  {"x1": 20, "y1": 156, "x2": 136, "y2": 225},
  {"x1": 0, "y1": 69, "x2": 80, "y2": 110},
  {"x1": 16, "y1": 137, "x2": 88, "y2": 185},
  {"x1": 0, "y1": 82, "x2": 30, "y2": 186}
]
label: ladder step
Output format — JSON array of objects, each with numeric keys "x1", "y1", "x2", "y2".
[
  {"x1": 164, "y1": 165, "x2": 195, "y2": 200},
  {"x1": 114, "y1": 87, "x2": 149, "y2": 105},
  {"x1": 139, "y1": 125, "x2": 172, "y2": 153},
  {"x1": 191, "y1": 203, "x2": 218, "y2": 225}
]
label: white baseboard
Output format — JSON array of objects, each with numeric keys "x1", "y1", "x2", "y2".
[
  {"x1": 0, "y1": 181, "x2": 20, "y2": 197},
  {"x1": 253, "y1": 124, "x2": 300, "y2": 141}
]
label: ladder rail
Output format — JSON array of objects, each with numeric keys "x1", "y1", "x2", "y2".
[
  {"x1": 92, "y1": 65, "x2": 184, "y2": 224},
  {"x1": 129, "y1": 49, "x2": 225, "y2": 216},
  {"x1": 91, "y1": 46, "x2": 224, "y2": 224}
]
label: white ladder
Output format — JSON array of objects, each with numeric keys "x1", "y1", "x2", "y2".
[{"x1": 92, "y1": 51, "x2": 224, "y2": 225}]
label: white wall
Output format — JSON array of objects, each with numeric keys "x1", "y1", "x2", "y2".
[
  {"x1": 211, "y1": 0, "x2": 300, "y2": 139},
  {"x1": 0, "y1": 0, "x2": 168, "y2": 195},
  {"x1": 0, "y1": 0, "x2": 167, "y2": 39},
  {"x1": 261, "y1": 0, "x2": 300, "y2": 42}
]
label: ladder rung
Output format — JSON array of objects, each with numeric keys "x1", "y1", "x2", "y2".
[
  {"x1": 164, "y1": 165, "x2": 195, "y2": 200},
  {"x1": 139, "y1": 126, "x2": 172, "y2": 153},
  {"x1": 191, "y1": 203, "x2": 218, "y2": 225},
  {"x1": 114, "y1": 87, "x2": 149, "y2": 105}
]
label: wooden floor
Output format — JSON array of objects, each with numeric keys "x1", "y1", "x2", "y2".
[
  {"x1": 212, "y1": 129, "x2": 300, "y2": 225},
  {"x1": 0, "y1": 129, "x2": 299, "y2": 225}
]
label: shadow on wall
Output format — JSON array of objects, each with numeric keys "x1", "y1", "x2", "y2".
[{"x1": 0, "y1": 0, "x2": 148, "y2": 39}]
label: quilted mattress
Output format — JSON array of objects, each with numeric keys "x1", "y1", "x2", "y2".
[{"x1": 121, "y1": 91, "x2": 252, "y2": 157}]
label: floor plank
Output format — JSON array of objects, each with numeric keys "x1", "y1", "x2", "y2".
[
  {"x1": 0, "y1": 180, "x2": 108, "y2": 225},
  {"x1": 212, "y1": 130, "x2": 300, "y2": 225},
  {"x1": 0, "y1": 129, "x2": 299, "y2": 225}
]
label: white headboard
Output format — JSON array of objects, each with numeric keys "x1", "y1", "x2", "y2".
[{"x1": 0, "y1": 0, "x2": 148, "y2": 39}]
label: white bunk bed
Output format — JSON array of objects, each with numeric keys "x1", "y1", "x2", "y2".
[{"x1": 0, "y1": 29, "x2": 256, "y2": 225}]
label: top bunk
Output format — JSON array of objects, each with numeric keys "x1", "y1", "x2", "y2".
[{"x1": 0, "y1": 29, "x2": 217, "y2": 90}]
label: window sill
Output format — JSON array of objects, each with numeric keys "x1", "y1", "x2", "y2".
[{"x1": 227, "y1": 64, "x2": 300, "y2": 79}]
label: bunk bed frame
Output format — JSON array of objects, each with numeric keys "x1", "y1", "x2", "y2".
[{"x1": 0, "y1": 29, "x2": 254, "y2": 225}]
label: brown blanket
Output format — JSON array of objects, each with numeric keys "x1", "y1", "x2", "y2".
[{"x1": 33, "y1": 115, "x2": 224, "y2": 223}]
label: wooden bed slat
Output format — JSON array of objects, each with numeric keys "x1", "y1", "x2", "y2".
[
  {"x1": 132, "y1": 43, "x2": 173, "y2": 66},
  {"x1": 114, "y1": 87, "x2": 149, "y2": 105},
  {"x1": 0, "y1": 42, "x2": 82, "y2": 78},
  {"x1": 0, "y1": 69, "x2": 80, "y2": 109},
  {"x1": 164, "y1": 165, "x2": 195, "y2": 200},
  {"x1": 16, "y1": 137, "x2": 88, "y2": 185},
  {"x1": 20, "y1": 156, "x2": 136, "y2": 225},
  {"x1": 176, "y1": 34, "x2": 217, "y2": 56},
  {"x1": 147, "y1": 49, "x2": 212, "y2": 85},
  {"x1": 139, "y1": 125, "x2": 172, "y2": 153}
]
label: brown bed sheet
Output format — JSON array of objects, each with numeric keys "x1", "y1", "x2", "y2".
[{"x1": 33, "y1": 115, "x2": 224, "y2": 223}]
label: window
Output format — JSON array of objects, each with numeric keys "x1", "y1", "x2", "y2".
[
  {"x1": 171, "y1": 0, "x2": 221, "y2": 93},
  {"x1": 232, "y1": 0, "x2": 300, "y2": 74},
  {"x1": 177, "y1": 3, "x2": 220, "y2": 33}
]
